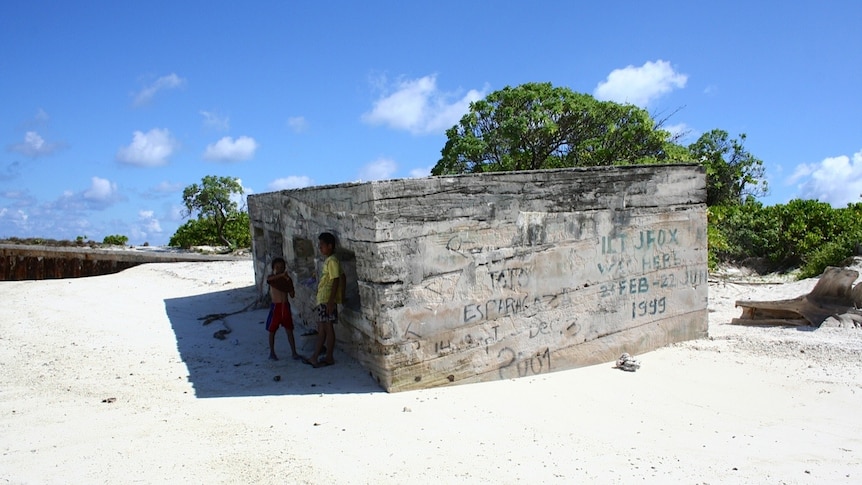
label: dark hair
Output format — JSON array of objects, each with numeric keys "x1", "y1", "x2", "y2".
[
  {"x1": 318, "y1": 232, "x2": 336, "y2": 246},
  {"x1": 271, "y1": 257, "x2": 286, "y2": 270}
]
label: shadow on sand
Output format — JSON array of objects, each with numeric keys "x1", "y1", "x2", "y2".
[{"x1": 164, "y1": 284, "x2": 381, "y2": 398}]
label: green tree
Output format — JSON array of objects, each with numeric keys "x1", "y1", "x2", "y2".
[
  {"x1": 708, "y1": 199, "x2": 862, "y2": 277},
  {"x1": 178, "y1": 175, "x2": 246, "y2": 248},
  {"x1": 169, "y1": 218, "x2": 216, "y2": 249},
  {"x1": 688, "y1": 130, "x2": 767, "y2": 206},
  {"x1": 169, "y1": 212, "x2": 251, "y2": 249},
  {"x1": 432, "y1": 82, "x2": 678, "y2": 175},
  {"x1": 102, "y1": 234, "x2": 129, "y2": 246}
]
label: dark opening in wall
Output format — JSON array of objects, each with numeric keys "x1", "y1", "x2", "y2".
[
  {"x1": 292, "y1": 236, "x2": 316, "y2": 287},
  {"x1": 336, "y1": 246, "x2": 359, "y2": 311},
  {"x1": 253, "y1": 227, "x2": 265, "y2": 261},
  {"x1": 291, "y1": 236, "x2": 360, "y2": 311},
  {"x1": 266, "y1": 230, "x2": 284, "y2": 260}
]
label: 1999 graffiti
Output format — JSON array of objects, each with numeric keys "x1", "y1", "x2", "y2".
[{"x1": 632, "y1": 296, "x2": 666, "y2": 319}]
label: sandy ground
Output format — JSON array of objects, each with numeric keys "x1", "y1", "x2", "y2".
[{"x1": 1, "y1": 260, "x2": 861, "y2": 484}]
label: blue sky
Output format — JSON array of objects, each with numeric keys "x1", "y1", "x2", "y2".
[{"x1": 1, "y1": 1, "x2": 860, "y2": 246}]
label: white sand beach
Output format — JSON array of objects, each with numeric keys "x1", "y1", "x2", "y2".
[{"x1": 1, "y1": 259, "x2": 860, "y2": 484}]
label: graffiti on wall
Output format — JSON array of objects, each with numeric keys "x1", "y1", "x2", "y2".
[{"x1": 420, "y1": 223, "x2": 707, "y2": 381}]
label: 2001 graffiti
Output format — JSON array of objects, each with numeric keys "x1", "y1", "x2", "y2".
[{"x1": 497, "y1": 347, "x2": 551, "y2": 380}]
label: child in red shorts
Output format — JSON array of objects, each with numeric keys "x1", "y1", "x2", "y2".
[{"x1": 265, "y1": 257, "x2": 298, "y2": 361}]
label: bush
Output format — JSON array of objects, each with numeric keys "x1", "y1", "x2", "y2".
[
  {"x1": 709, "y1": 200, "x2": 862, "y2": 277},
  {"x1": 706, "y1": 207, "x2": 730, "y2": 271},
  {"x1": 102, "y1": 234, "x2": 129, "y2": 246},
  {"x1": 169, "y1": 212, "x2": 250, "y2": 249},
  {"x1": 799, "y1": 236, "x2": 857, "y2": 279},
  {"x1": 169, "y1": 218, "x2": 217, "y2": 249},
  {"x1": 224, "y1": 212, "x2": 251, "y2": 249}
]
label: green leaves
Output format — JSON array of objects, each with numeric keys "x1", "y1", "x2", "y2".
[
  {"x1": 688, "y1": 130, "x2": 767, "y2": 206},
  {"x1": 102, "y1": 234, "x2": 129, "y2": 246},
  {"x1": 173, "y1": 175, "x2": 247, "y2": 248},
  {"x1": 432, "y1": 82, "x2": 675, "y2": 175},
  {"x1": 169, "y1": 212, "x2": 250, "y2": 250},
  {"x1": 182, "y1": 175, "x2": 242, "y2": 220},
  {"x1": 709, "y1": 200, "x2": 862, "y2": 277}
]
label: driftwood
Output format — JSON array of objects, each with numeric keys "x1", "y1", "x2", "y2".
[{"x1": 733, "y1": 267, "x2": 862, "y2": 328}]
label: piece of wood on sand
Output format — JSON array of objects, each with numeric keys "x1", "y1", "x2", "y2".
[{"x1": 733, "y1": 267, "x2": 862, "y2": 327}]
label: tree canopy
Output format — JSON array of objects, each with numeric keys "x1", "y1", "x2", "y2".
[
  {"x1": 174, "y1": 175, "x2": 246, "y2": 248},
  {"x1": 688, "y1": 130, "x2": 767, "y2": 206},
  {"x1": 431, "y1": 82, "x2": 678, "y2": 175},
  {"x1": 431, "y1": 82, "x2": 769, "y2": 211}
]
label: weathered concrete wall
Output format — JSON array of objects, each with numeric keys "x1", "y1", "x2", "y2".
[
  {"x1": 0, "y1": 245, "x2": 243, "y2": 280},
  {"x1": 248, "y1": 165, "x2": 708, "y2": 392}
]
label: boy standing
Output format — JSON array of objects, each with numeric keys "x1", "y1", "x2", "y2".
[
  {"x1": 265, "y1": 257, "x2": 298, "y2": 361},
  {"x1": 306, "y1": 232, "x2": 342, "y2": 367}
]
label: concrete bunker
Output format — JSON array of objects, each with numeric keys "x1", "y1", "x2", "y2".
[{"x1": 248, "y1": 165, "x2": 708, "y2": 392}]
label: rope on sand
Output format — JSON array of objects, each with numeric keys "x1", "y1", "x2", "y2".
[{"x1": 199, "y1": 298, "x2": 258, "y2": 339}]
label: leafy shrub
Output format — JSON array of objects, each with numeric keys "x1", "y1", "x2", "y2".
[
  {"x1": 225, "y1": 212, "x2": 251, "y2": 249},
  {"x1": 102, "y1": 234, "x2": 129, "y2": 246},
  {"x1": 709, "y1": 199, "x2": 862, "y2": 277},
  {"x1": 169, "y1": 218, "x2": 217, "y2": 249},
  {"x1": 706, "y1": 206, "x2": 730, "y2": 271},
  {"x1": 169, "y1": 212, "x2": 250, "y2": 249},
  {"x1": 707, "y1": 200, "x2": 776, "y2": 266},
  {"x1": 799, "y1": 235, "x2": 857, "y2": 279}
]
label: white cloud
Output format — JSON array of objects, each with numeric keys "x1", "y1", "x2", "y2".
[
  {"x1": 662, "y1": 123, "x2": 698, "y2": 144},
  {"x1": 0, "y1": 207, "x2": 29, "y2": 228},
  {"x1": 138, "y1": 210, "x2": 162, "y2": 232},
  {"x1": 594, "y1": 60, "x2": 687, "y2": 107},
  {"x1": 44, "y1": 176, "x2": 125, "y2": 212},
  {"x1": 83, "y1": 177, "x2": 119, "y2": 202},
  {"x1": 168, "y1": 204, "x2": 185, "y2": 222},
  {"x1": 34, "y1": 108, "x2": 50, "y2": 123},
  {"x1": 0, "y1": 184, "x2": 130, "y2": 240},
  {"x1": 128, "y1": 210, "x2": 163, "y2": 245},
  {"x1": 267, "y1": 176, "x2": 314, "y2": 191},
  {"x1": 409, "y1": 166, "x2": 433, "y2": 178},
  {"x1": 141, "y1": 181, "x2": 183, "y2": 201},
  {"x1": 236, "y1": 178, "x2": 252, "y2": 197},
  {"x1": 0, "y1": 190, "x2": 30, "y2": 200},
  {"x1": 0, "y1": 161, "x2": 21, "y2": 181},
  {"x1": 362, "y1": 75, "x2": 486, "y2": 134},
  {"x1": 203, "y1": 136, "x2": 258, "y2": 162},
  {"x1": 200, "y1": 110, "x2": 230, "y2": 131},
  {"x1": 116, "y1": 128, "x2": 178, "y2": 167},
  {"x1": 786, "y1": 164, "x2": 814, "y2": 185},
  {"x1": 359, "y1": 158, "x2": 397, "y2": 181},
  {"x1": 133, "y1": 73, "x2": 186, "y2": 106},
  {"x1": 8, "y1": 131, "x2": 65, "y2": 158},
  {"x1": 287, "y1": 116, "x2": 308, "y2": 133},
  {"x1": 663, "y1": 123, "x2": 689, "y2": 138},
  {"x1": 154, "y1": 181, "x2": 183, "y2": 193},
  {"x1": 235, "y1": 183, "x2": 251, "y2": 211},
  {"x1": 790, "y1": 149, "x2": 862, "y2": 206}
]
